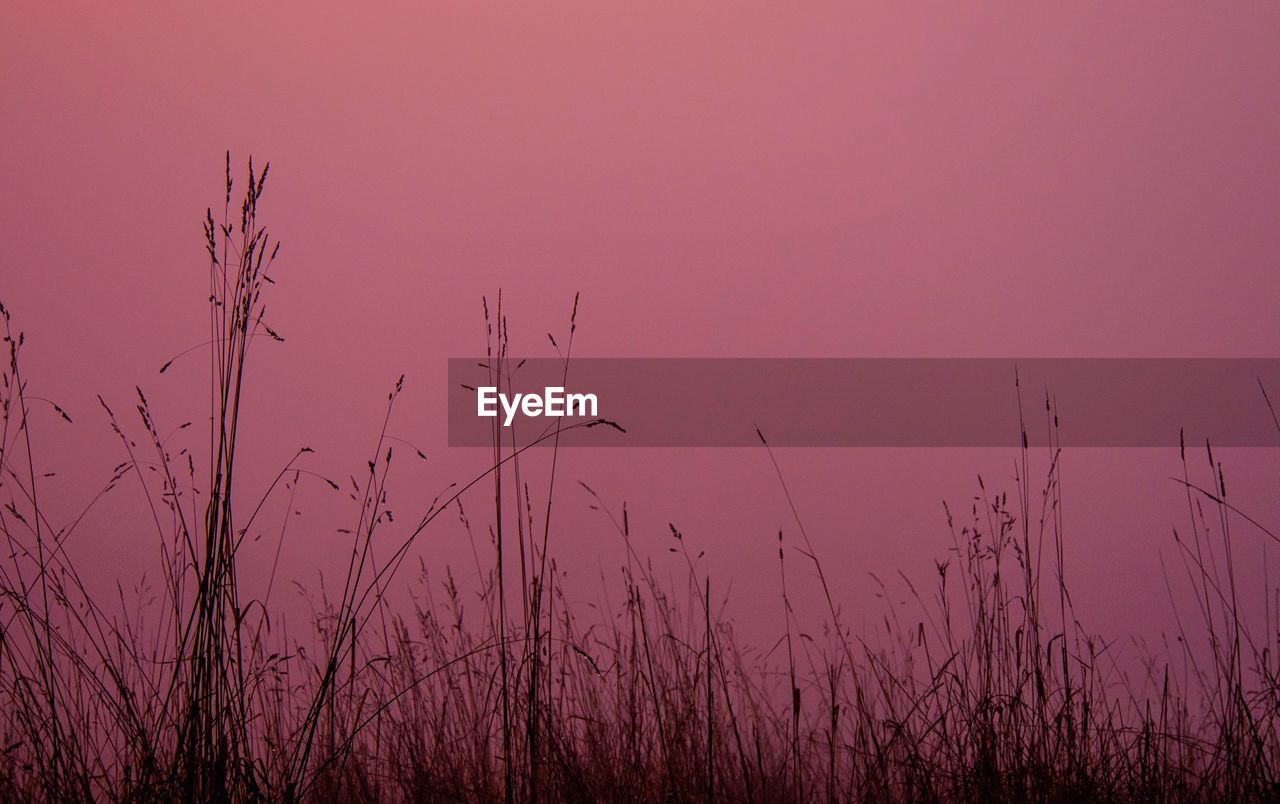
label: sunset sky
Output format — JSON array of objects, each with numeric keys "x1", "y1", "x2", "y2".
[{"x1": 4, "y1": 3, "x2": 1280, "y2": 651}]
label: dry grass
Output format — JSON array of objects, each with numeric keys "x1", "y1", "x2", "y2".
[{"x1": 0, "y1": 158, "x2": 1277, "y2": 802}]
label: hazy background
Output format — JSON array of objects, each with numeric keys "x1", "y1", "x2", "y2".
[{"x1": 3, "y1": 2, "x2": 1280, "y2": 655}]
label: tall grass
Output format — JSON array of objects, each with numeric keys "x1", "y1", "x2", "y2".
[{"x1": 0, "y1": 159, "x2": 1277, "y2": 801}]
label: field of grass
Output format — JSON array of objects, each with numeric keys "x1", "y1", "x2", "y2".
[{"x1": 1, "y1": 159, "x2": 1277, "y2": 802}]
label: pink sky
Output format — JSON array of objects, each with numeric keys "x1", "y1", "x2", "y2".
[{"x1": 3, "y1": 3, "x2": 1280, "y2": 652}]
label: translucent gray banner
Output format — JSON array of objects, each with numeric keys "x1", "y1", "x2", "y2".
[{"x1": 447, "y1": 358, "x2": 1280, "y2": 447}]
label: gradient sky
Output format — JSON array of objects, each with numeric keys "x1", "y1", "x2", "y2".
[{"x1": 4, "y1": 3, "x2": 1280, "y2": 653}]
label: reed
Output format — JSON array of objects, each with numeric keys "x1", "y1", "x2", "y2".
[{"x1": 0, "y1": 160, "x2": 1276, "y2": 801}]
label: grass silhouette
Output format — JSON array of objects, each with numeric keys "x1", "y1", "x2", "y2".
[{"x1": 0, "y1": 158, "x2": 1277, "y2": 802}]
